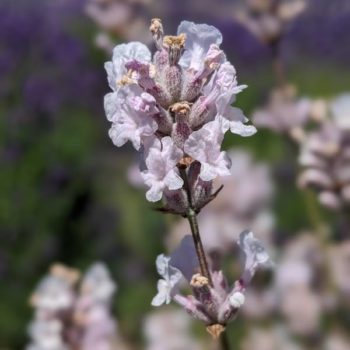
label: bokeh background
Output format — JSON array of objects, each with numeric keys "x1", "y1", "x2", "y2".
[{"x1": 1, "y1": 0, "x2": 350, "y2": 349}]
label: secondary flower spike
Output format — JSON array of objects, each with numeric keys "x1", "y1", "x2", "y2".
[
  {"x1": 151, "y1": 231, "x2": 272, "y2": 338},
  {"x1": 103, "y1": 19, "x2": 256, "y2": 210}
]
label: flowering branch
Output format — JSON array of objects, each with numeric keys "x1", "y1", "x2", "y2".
[{"x1": 102, "y1": 16, "x2": 272, "y2": 349}]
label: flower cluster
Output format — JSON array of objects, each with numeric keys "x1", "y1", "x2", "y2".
[
  {"x1": 298, "y1": 93, "x2": 350, "y2": 210},
  {"x1": 151, "y1": 230, "x2": 272, "y2": 338},
  {"x1": 26, "y1": 263, "x2": 118, "y2": 350},
  {"x1": 104, "y1": 19, "x2": 256, "y2": 213}
]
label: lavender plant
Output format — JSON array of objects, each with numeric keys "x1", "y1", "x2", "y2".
[
  {"x1": 298, "y1": 93, "x2": 350, "y2": 210},
  {"x1": 26, "y1": 263, "x2": 119, "y2": 350},
  {"x1": 103, "y1": 18, "x2": 272, "y2": 347}
]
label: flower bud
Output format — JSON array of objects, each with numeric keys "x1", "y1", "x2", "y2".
[{"x1": 229, "y1": 292, "x2": 245, "y2": 308}]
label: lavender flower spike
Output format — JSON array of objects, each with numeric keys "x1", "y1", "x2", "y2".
[
  {"x1": 152, "y1": 254, "x2": 183, "y2": 306},
  {"x1": 103, "y1": 19, "x2": 256, "y2": 206},
  {"x1": 177, "y1": 21, "x2": 223, "y2": 72},
  {"x1": 104, "y1": 42, "x2": 151, "y2": 91}
]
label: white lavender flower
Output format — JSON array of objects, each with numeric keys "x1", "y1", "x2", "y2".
[
  {"x1": 141, "y1": 137, "x2": 184, "y2": 202},
  {"x1": 103, "y1": 19, "x2": 256, "y2": 207},
  {"x1": 105, "y1": 42, "x2": 151, "y2": 91},
  {"x1": 184, "y1": 119, "x2": 232, "y2": 181},
  {"x1": 151, "y1": 254, "x2": 183, "y2": 306}
]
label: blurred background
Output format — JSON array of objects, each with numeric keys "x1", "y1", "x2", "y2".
[{"x1": 1, "y1": 0, "x2": 350, "y2": 349}]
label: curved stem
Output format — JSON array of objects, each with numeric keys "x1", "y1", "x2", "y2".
[{"x1": 179, "y1": 167, "x2": 230, "y2": 347}]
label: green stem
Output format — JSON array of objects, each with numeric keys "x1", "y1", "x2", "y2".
[
  {"x1": 187, "y1": 209, "x2": 213, "y2": 286},
  {"x1": 179, "y1": 167, "x2": 213, "y2": 286}
]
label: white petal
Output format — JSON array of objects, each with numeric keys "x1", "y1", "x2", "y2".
[
  {"x1": 108, "y1": 122, "x2": 141, "y2": 150},
  {"x1": 200, "y1": 163, "x2": 220, "y2": 181},
  {"x1": 218, "y1": 107, "x2": 256, "y2": 137},
  {"x1": 104, "y1": 92, "x2": 119, "y2": 122},
  {"x1": 141, "y1": 137, "x2": 183, "y2": 202},
  {"x1": 164, "y1": 169, "x2": 184, "y2": 191},
  {"x1": 105, "y1": 42, "x2": 151, "y2": 91},
  {"x1": 145, "y1": 182, "x2": 164, "y2": 202},
  {"x1": 155, "y1": 254, "x2": 170, "y2": 277},
  {"x1": 229, "y1": 121, "x2": 257, "y2": 137},
  {"x1": 185, "y1": 119, "x2": 231, "y2": 181},
  {"x1": 177, "y1": 21, "x2": 222, "y2": 71},
  {"x1": 239, "y1": 230, "x2": 271, "y2": 271},
  {"x1": 152, "y1": 254, "x2": 183, "y2": 306},
  {"x1": 151, "y1": 280, "x2": 168, "y2": 306},
  {"x1": 155, "y1": 254, "x2": 182, "y2": 284},
  {"x1": 104, "y1": 61, "x2": 116, "y2": 91}
]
